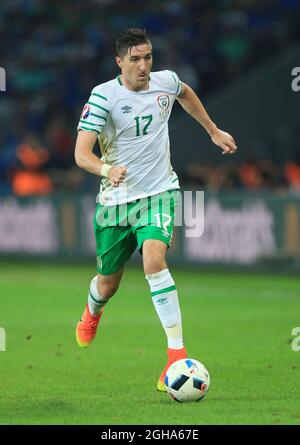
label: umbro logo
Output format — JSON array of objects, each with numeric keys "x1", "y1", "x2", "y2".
[
  {"x1": 156, "y1": 297, "x2": 168, "y2": 305},
  {"x1": 121, "y1": 105, "x2": 132, "y2": 113}
]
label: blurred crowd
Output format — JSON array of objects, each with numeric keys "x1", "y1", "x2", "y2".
[
  {"x1": 2, "y1": 130, "x2": 300, "y2": 196},
  {"x1": 1, "y1": 0, "x2": 300, "y2": 196},
  {"x1": 183, "y1": 151, "x2": 300, "y2": 194}
]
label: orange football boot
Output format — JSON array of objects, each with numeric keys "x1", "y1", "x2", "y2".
[
  {"x1": 157, "y1": 346, "x2": 187, "y2": 392},
  {"x1": 76, "y1": 304, "x2": 104, "y2": 348}
]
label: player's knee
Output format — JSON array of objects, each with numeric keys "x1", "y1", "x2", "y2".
[
  {"x1": 144, "y1": 259, "x2": 167, "y2": 276},
  {"x1": 97, "y1": 278, "x2": 119, "y2": 299},
  {"x1": 143, "y1": 241, "x2": 168, "y2": 275}
]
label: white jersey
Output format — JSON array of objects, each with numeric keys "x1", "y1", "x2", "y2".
[{"x1": 77, "y1": 70, "x2": 182, "y2": 205}]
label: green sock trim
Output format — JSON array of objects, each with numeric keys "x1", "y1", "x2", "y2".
[
  {"x1": 89, "y1": 292, "x2": 103, "y2": 305},
  {"x1": 151, "y1": 285, "x2": 176, "y2": 297}
]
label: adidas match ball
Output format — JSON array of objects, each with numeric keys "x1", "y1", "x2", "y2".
[{"x1": 164, "y1": 358, "x2": 210, "y2": 402}]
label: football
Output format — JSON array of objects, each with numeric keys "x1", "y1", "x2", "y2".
[{"x1": 164, "y1": 358, "x2": 210, "y2": 402}]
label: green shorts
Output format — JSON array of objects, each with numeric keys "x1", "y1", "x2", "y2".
[{"x1": 93, "y1": 189, "x2": 180, "y2": 275}]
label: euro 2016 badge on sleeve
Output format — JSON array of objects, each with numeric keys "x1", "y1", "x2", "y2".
[{"x1": 81, "y1": 104, "x2": 90, "y2": 120}]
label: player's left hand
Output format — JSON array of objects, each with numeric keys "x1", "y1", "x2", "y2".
[{"x1": 211, "y1": 129, "x2": 237, "y2": 155}]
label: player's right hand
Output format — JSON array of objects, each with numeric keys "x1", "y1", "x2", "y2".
[{"x1": 107, "y1": 166, "x2": 127, "y2": 187}]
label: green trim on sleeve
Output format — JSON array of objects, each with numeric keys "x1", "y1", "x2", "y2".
[
  {"x1": 91, "y1": 92, "x2": 108, "y2": 101},
  {"x1": 91, "y1": 113, "x2": 107, "y2": 122},
  {"x1": 79, "y1": 120, "x2": 104, "y2": 127},
  {"x1": 88, "y1": 101, "x2": 109, "y2": 113},
  {"x1": 171, "y1": 73, "x2": 178, "y2": 84},
  {"x1": 78, "y1": 126, "x2": 101, "y2": 134}
]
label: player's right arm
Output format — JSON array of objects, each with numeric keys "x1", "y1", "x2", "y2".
[{"x1": 74, "y1": 130, "x2": 127, "y2": 187}]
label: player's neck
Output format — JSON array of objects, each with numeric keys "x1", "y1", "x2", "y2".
[{"x1": 120, "y1": 75, "x2": 150, "y2": 92}]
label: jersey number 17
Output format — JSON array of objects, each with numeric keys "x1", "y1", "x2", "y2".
[{"x1": 134, "y1": 115, "x2": 153, "y2": 136}]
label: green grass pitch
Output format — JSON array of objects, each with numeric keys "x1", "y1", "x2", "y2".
[{"x1": 0, "y1": 261, "x2": 299, "y2": 425}]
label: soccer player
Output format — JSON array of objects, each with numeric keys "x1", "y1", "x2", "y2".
[{"x1": 75, "y1": 29, "x2": 237, "y2": 392}]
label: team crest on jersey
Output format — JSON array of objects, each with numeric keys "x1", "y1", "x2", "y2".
[
  {"x1": 81, "y1": 104, "x2": 90, "y2": 119},
  {"x1": 157, "y1": 95, "x2": 170, "y2": 111}
]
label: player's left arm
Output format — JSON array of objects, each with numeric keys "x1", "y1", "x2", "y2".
[{"x1": 176, "y1": 83, "x2": 237, "y2": 155}]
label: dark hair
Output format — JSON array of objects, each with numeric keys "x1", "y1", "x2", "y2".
[{"x1": 116, "y1": 28, "x2": 152, "y2": 58}]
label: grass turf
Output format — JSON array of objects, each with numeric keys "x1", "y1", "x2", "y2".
[{"x1": 0, "y1": 262, "x2": 299, "y2": 425}]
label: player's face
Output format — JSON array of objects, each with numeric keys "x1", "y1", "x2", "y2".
[{"x1": 116, "y1": 44, "x2": 153, "y2": 91}]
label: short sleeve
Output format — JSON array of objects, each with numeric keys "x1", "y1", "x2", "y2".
[
  {"x1": 163, "y1": 70, "x2": 183, "y2": 97},
  {"x1": 77, "y1": 87, "x2": 110, "y2": 134}
]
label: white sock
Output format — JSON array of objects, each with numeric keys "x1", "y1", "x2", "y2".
[
  {"x1": 88, "y1": 276, "x2": 108, "y2": 316},
  {"x1": 145, "y1": 268, "x2": 184, "y2": 349}
]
